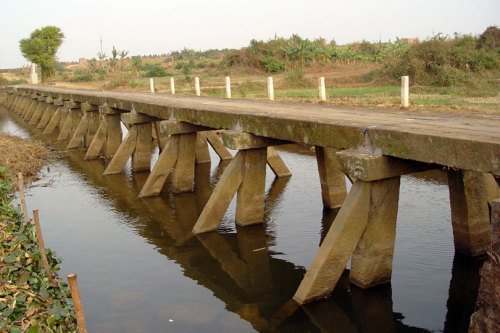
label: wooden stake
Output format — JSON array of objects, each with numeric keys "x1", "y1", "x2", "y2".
[
  {"x1": 67, "y1": 274, "x2": 88, "y2": 333},
  {"x1": 225, "y1": 76, "x2": 232, "y2": 99},
  {"x1": 17, "y1": 173, "x2": 28, "y2": 222},
  {"x1": 32, "y1": 209, "x2": 53, "y2": 282},
  {"x1": 267, "y1": 76, "x2": 274, "y2": 101},
  {"x1": 401, "y1": 76, "x2": 409, "y2": 108}
]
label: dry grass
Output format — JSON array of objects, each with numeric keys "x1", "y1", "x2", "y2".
[{"x1": 0, "y1": 134, "x2": 49, "y2": 177}]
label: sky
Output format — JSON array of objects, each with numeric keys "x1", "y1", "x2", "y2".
[{"x1": 0, "y1": 0, "x2": 498, "y2": 69}]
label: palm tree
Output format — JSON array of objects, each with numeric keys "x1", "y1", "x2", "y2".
[{"x1": 119, "y1": 50, "x2": 129, "y2": 70}]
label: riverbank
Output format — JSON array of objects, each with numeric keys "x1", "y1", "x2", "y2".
[
  {"x1": 0, "y1": 134, "x2": 48, "y2": 178},
  {"x1": 0, "y1": 135, "x2": 77, "y2": 332}
]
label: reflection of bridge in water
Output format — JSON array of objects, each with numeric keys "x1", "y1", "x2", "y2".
[{"x1": 14, "y1": 124, "x2": 478, "y2": 333}]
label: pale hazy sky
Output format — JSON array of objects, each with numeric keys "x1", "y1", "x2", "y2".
[{"x1": 0, "y1": 0, "x2": 498, "y2": 68}]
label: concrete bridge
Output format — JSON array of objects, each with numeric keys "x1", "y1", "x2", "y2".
[{"x1": 3, "y1": 85, "x2": 500, "y2": 305}]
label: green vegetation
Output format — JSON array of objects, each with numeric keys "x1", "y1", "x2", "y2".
[
  {"x1": 19, "y1": 26, "x2": 64, "y2": 82},
  {"x1": 0, "y1": 167, "x2": 77, "y2": 332},
  {"x1": 379, "y1": 30, "x2": 500, "y2": 87},
  {"x1": 9, "y1": 26, "x2": 498, "y2": 113}
]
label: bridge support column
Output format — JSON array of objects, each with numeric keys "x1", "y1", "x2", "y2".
[
  {"x1": 267, "y1": 146, "x2": 292, "y2": 177},
  {"x1": 21, "y1": 95, "x2": 36, "y2": 118},
  {"x1": 37, "y1": 98, "x2": 56, "y2": 129},
  {"x1": 316, "y1": 146, "x2": 347, "y2": 209},
  {"x1": 28, "y1": 96, "x2": 46, "y2": 125},
  {"x1": 57, "y1": 101, "x2": 82, "y2": 140},
  {"x1": 447, "y1": 170, "x2": 500, "y2": 257},
  {"x1": 84, "y1": 105, "x2": 123, "y2": 159},
  {"x1": 152, "y1": 121, "x2": 167, "y2": 152},
  {"x1": 43, "y1": 99, "x2": 64, "y2": 134},
  {"x1": 10, "y1": 94, "x2": 20, "y2": 112},
  {"x1": 67, "y1": 102, "x2": 100, "y2": 149},
  {"x1": 103, "y1": 112, "x2": 157, "y2": 174},
  {"x1": 15, "y1": 93, "x2": 29, "y2": 115},
  {"x1": 23, "y1": 96, "x2": 40, "y2": 121},
  {"x1": 139, "y1": 121, "x2": 213, "y2": 197},
  {"x1": 5, "y1": 92, "x2": 15, "y2": 109},
  {"x1": 171, "y1": 132, "x2": 197, "y2": 191},
  {"x1": 192, "y1": 131, "x2": 291, "y2": 234},
  {"x1": 195, "y1": 132, "x2": 211, "y2": 164},
  {"x1": 205, "y1": 132, "x2": 234, "y2": 161},
  {"x1": 294, "y1": 151, "x2": 436, "y2": 304}
]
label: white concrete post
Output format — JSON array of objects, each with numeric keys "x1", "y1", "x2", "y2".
[
  {"x1": 225, "y1": 76, "x2": 231, "y2": 99},
  {"x1": 30, "y1": 64, "x2": 39, "y2": 84},
  {"x1": 149, "y1": 78, "x2": 155, "y2": 93},
  {"x1": 170, "y1": 77, "x2": 175, "y2": 95},
  {"x1": 267, "y1": 76, "x2": 274, "y2": 101},
  {"x1": 319, "y1": 77, "x2": 326, "y2": 102},
  {"x1": 401, "y1": 76, "x2": 409, "y2": 108},
  {"x1": 195, "y1": 77, "x2": 201, "y2": 96}
]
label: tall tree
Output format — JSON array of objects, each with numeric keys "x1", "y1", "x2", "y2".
[{"x1": 19, "y1": 26, "x2": 64, "y2": 82}]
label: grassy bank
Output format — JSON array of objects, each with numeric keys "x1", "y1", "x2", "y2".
[{"x1": 0, "y1": 134, "x2": 77, "y2": 332}]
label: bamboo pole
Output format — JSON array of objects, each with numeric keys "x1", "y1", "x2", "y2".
[
  {"x1": 67, "y1": 274, "x2": 88, "y2": 333},
  {"x1": 32, "y1": 209, "x2": 53, "y2": 283},
  {"x1": 17, "y1": 173, "x2": 28, "y2": 222}
]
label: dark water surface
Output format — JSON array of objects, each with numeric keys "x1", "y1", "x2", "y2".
[{"x1": 0, "y1": 107, "x2": 481, "y2": 332}]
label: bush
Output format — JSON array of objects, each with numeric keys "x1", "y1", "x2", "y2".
[
  {"x1": 281, "y1": 69, "x2": 312, "y2": 88},
  {"x1": 72, "y1": 70, "x2": 94, "y2": 82},
  {"x1": 141, "y1": 63, "x2": 167, "y2": 77},
  {"x1": 379, "y1": 33, "x2": 500, "y2": 86},
  {"x1": 262, "y1": 56, "x2": 285, "y2": 73}
]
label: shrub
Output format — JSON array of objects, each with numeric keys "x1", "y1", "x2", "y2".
[
  {"x1": 262, "y1": 56, "x2": 285, "y2": 73},
  {"x1": 378, "y1": 33, "x2": 500, "y2": 86},
  {"x1": 72, "y1": 70, "x2": 94, "y2": 82},
  {"x1": 141, "y1": 63, "x2": 167, "y2": 77},
  {"x1": 477, "y1": 26, "x2": 500, "y2": 51},
  {"x1": 282, "y1": 69, "x2": 312, "y2": 88}
]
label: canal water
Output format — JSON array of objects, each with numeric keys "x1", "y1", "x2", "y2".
[{"x1": 0, "y1": 107, "x2": 481, "y2": 332}]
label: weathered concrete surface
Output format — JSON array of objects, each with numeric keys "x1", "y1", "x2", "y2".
[
  {"x1": 337, "y1": 150, "x2": 436, "y2": 181},
  {"x1": 469, "y1": 199, "x2": 500, "y2": 333},
  {"x1": 193, "y1": 152, "x2": 245, "y2": 233},
  {"x1": 139, "y1": 135, "x2": 180, "y2": 197},
  {"x1": 315, "y1": 147, "x2": 346, "y2": 209},
  {"x1": 293, "y1": 180, "x2": 371, "y2": 303},
  {"x1": 172, "y1": 132, "x2": 197, "y2": 192},
  {"x1": 448, "y1": 170, "x2": 500, "y2": 256},
  {"x1": 13, "y1": 85, "x2": 500, "y2": 175},
  {"x1": 236, "y1": 148, "x2": 267, "y2": 225},
  {"x1": 266, "y1": 146, "x2": 292, "y2": 177},
  {"x1": 222, "y1": 131, "x2": 290, "y2": 150},
  {"x1": 350, "y1": 176, "x2": 400, "y2": 288}
]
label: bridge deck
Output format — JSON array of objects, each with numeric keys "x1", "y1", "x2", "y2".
[{"x1": 15, "y1": 85, "x2": 500, "y2": 174}]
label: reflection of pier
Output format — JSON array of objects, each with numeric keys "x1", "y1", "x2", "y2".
[{"x1": 1, "y1": 109, "x2": 481, "y2": 332}]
